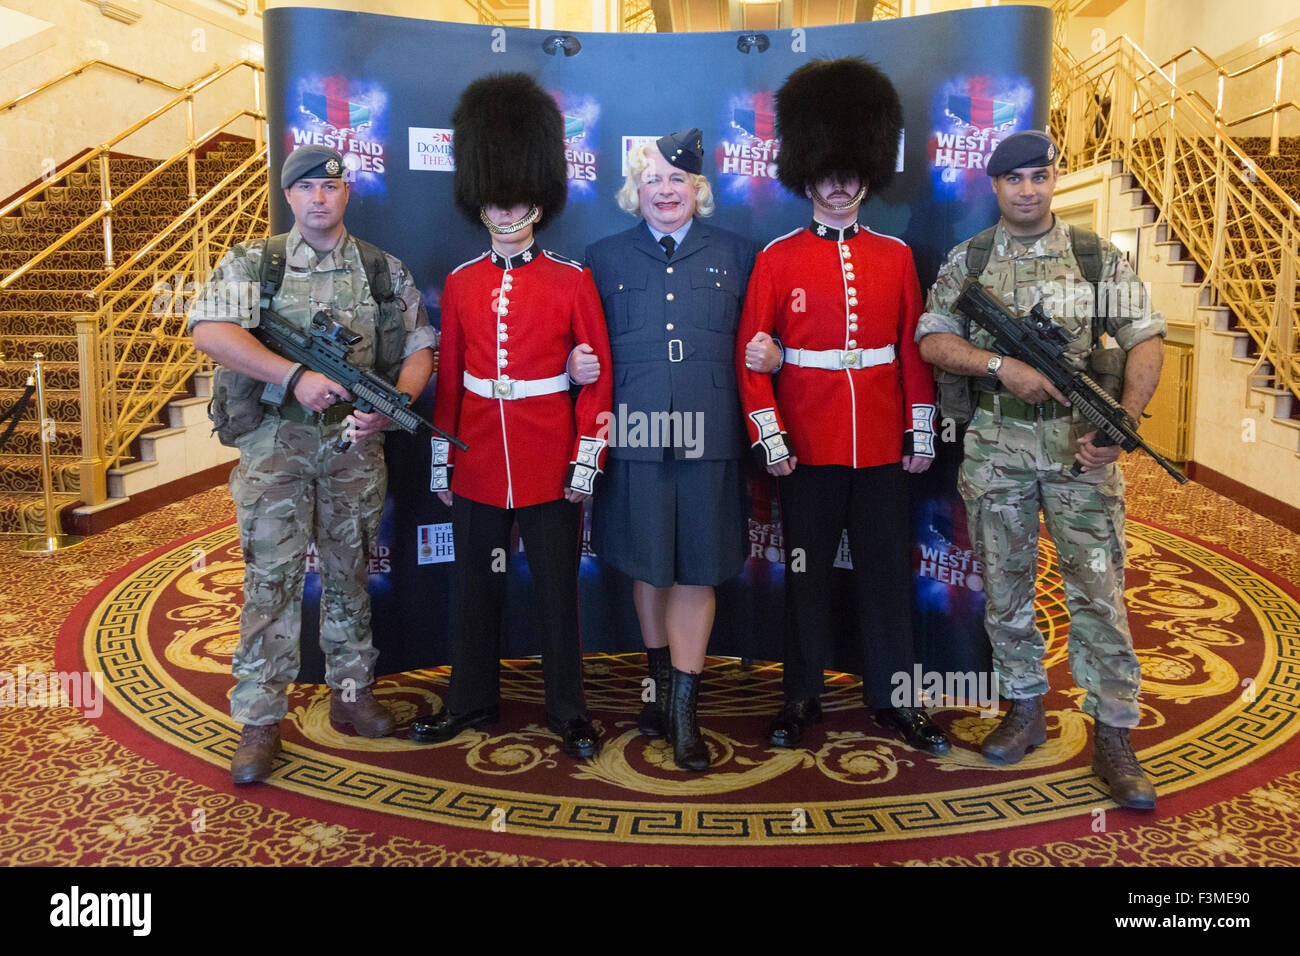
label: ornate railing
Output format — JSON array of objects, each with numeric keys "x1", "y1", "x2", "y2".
[
  {"x1": 1051, "y1": 35, "x2": 1300, "y2": 407},
  {"x1": 82, "y1": 148, "x2": 268, "y2": 494},
  {"x1": 0, "y1": 60, "x2": 265, "y2": 287},
  {"x1": 1, "y1": 60, "x2": 268, "y2": 506}
]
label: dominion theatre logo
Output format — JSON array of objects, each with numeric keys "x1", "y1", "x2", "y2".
[
  {"x1": 288, "y1": 76, "x2": 388, "y2": 195},
  {"x1": 928, "y1": 76, "x2": 1033, "y2": 199}
]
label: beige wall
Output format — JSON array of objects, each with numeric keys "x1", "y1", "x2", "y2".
[
  {"x1": 0, "y1": 0, "x2": 265, "y2": 201},
  {"x1": 1062, "y1": 0, "x2": 1145, "y2": 64},
  {"x1": 264, "y1": 0, "x2": 477, "y2": 22}
]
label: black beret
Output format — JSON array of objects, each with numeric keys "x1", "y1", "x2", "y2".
[
  {"x1": 987, "y1": 131, "x2": 1059, "y2": 177},
  {"x1": 281, "y1": 145, "x2": 345, "y2": 188},
  {"x1": 656, "y1": 128, "x2": 704, "y2": 175}
]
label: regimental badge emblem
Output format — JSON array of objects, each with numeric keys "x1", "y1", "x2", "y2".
[
  {"x1": 1046, "y1": 143, "x2": 1056, "y2": 161},
  {"x1": 325, "y1": 158, "x2": 342, "y2": 175}
]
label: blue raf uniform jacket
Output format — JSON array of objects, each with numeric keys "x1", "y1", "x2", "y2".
[{"x1": 585, "y1": 220, "x2": 756, "y2": 462}]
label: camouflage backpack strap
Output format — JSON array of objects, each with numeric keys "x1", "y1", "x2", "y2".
[
  {"x1": 351, "y1": 236, "x2": 403, "y2": 311},
  {"x1": 1067, "y1": 224, "x2": 1104, "y2": 348},
  {"x1": 351, "y1": 236, "x2": 407, "y2": 383},
  {"x1": 259, "y1": 233, "x2": 289, "y2": 310},
  {"x1": 962, "y1": 226, "x2": 999, "y2": 337},
  {"x1": 964, "y1": 226, "x2": 998, "y2": 281}
]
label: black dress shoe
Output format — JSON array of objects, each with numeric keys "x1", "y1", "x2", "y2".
[
  {"x1": 409, "y1": 705, "x2": 499, "y2": 744},
  {"x1": 875, "y1": 706, "x2": 950, "y2": 755},
  {"x1": 767, "y1": 698, "x2": 823, "y2": 749},
  {"x1": 548, "y1": 716, "x2": 601, "y2": 760}
]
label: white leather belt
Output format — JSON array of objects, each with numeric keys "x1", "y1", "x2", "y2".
[
  {"x1": 464, "y1": 371, "x2": 569, "y2": 400},
  {"x1": 783, "y1": 344, "x2": 895, "y2": 371}
]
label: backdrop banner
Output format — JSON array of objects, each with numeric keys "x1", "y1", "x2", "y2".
[{"x1": 261, "y1": 5, "x2": 1053, "y2": 684}]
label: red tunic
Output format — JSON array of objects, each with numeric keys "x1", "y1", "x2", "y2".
[
  {"x1": 736, "y1": 223, "x2": 935, "y2": 468},
  {"x1": 434, "y1": 245, "x2": 614, "y2": 508}
]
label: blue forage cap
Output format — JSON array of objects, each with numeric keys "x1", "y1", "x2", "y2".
[
  {"x1": 987, "y1": 130, "x2": 1059, "y2": 177},
  {"x1": 281, "y1": 145, "x2": 345, "y2": 188},
  {"x1": 656, "y1": 128, "x2": 704, "y2": 175}
]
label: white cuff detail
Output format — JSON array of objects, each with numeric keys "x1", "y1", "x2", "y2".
[
  {"x1": 430, "y1": 437, "x2": 451, "y2": 492},
  {"x1": 910, "y1": 403, "x2": 936, "y2": 458},
  {"x1": 748, "y1": 408, "x2": 790, "y2": 466},
  {"x1": 567, "y1": 435, "x2": 607, "y2": 494}
]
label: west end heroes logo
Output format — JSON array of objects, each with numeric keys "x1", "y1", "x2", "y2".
[
  {"x1": 928, "y1": 75, "x2": 1033, "y2": 199},
  {"x1": 554, "y1": 91, "x2": 600, "y2": 199},
  {"x1": 717, "y1": 92, "x2": 782, "y2": 203},
  {"x1": 288, "y1": 75, "x2": 387, "y2": 195}
]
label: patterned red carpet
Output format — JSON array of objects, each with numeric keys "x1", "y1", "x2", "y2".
[{"x1": 3, "y1": 458, "x2": 1299, "y2": 866}]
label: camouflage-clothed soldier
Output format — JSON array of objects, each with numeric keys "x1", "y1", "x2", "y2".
[
  {"x1": 189, "y1": 145, "x2": 436, "y2": 784},
  {"x1": 917, "y1": 131, "x2": 1166, "y2": 810}
]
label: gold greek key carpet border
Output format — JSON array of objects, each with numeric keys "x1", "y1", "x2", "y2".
[{"x1": 82, "y1": 522, "x2": 1300, "y2": 846}]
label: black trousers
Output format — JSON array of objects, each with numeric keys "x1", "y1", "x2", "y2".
[
  {"x1": 447, "y1": 495, "x2": 587, "y2": 722},
  {"x1": 778, "y1": 463, "x2": 916, "y2": 708}
]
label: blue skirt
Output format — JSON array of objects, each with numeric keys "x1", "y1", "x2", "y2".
[{"x1": 591, "y1": 455, "x2": 748, "y2": 588}]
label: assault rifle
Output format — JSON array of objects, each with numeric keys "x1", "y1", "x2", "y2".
[
  {"x1": 954, "y1": 283, "x2": 1187, "y2": 484},
  {"x1": 254, "y1": 308, "x2": 467, "y2": 453}
]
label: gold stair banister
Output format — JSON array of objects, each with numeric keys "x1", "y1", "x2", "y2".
[
  {"x1": 1052, "y1": 34, "x2": 1300, "y2": 407},
  {"x1": 0, "y1": 59, "x2": 263, "y2": 251},
  {"x1": 79, "y1": 146, "x2": 270, "y2": 498},
  {"x1": 0, "y1": 59, "x2": 269, "y2": 509},
  {"x1": 0, "y1": 59, "x2": 221, "y2": 114},
  {"x1": 1, "y1": 105, "x2": 266, "y2": 288}
]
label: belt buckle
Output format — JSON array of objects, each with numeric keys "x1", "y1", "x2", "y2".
[
  {"x1": 493, "y1": 378, "x2": 515, "y2": 399},
  {"x1": 842, "y1": 349, "x2": 861, "y2": 369},
  {"x1": 668, "y1": 339, "x2": 684, "y2": 363}
]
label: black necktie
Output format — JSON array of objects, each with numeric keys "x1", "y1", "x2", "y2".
[{"x1": 659, "y1": 235, "x2": 676, "y2": 260}]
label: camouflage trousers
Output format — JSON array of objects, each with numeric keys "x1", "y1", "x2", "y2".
[
  {"x1": 958, "y1": 404, "x2": 1141, "y2": 727},
  {"x1": 228, "y1": 415, "x2": 386, "y2": 726}
]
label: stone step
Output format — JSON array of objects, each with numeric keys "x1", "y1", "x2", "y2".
[
  {"x1": 0, "y1": 361, "x2": 78, "y2": 389},
  {"x1": 0, "y1": 290, "x2": 98, "y2": 312},
  {"x1": 0, "y1": 490, "x2": 80, "y2": 535},
  {"x1": 0, "y1": 250, "x2": 184, "y2": 269},
  {"x1": 0, "y1": 386, "x2": 78, "y2": 421},
  {"x1": 0, "y1": 453, "x2": 80, "y2": 495},
  {"x1": 0, "y1": 269, "x2": 147, "y2": 291},
  {"x1": 1210, "y1": 328, "x2": 1253, "y2": 359},
  {"x1": 3, "y1": 334, "x2": 174, "y2": 365},
  {"x1": 1, "y1": 420, "x2": 82, "y2": 456},
  {"x1": 167, "y1": 395, "x2": 211, "y2": 429}
]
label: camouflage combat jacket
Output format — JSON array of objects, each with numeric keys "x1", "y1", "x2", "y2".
[
  {"x1": 916, "y1": 217, "x2": 1166, "y2": 367},
  {"x1": 187, "y1": 225, "x2": 437, "y2": 442}
]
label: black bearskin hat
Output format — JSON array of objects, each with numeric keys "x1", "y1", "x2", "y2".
[
  {"x1": 774, "y1": 57, "x2": 903, "y2": 195},
  {"x1": 452, "y1": 73, "x2": 567, "y2": 229}
]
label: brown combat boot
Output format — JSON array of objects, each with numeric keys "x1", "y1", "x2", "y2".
[
  {"x1": 330, "y1": 685, "x2": 396, "y2": 738},
  {"x1": 231, "y1": 723, "x2": 281, "y2": 785},
  {"x1": 1093, "y1": 724, "x2": 1157, "y2": 810},
  {"x1": 980, "y1": 696, "x2": 1047, "y2": 764}
]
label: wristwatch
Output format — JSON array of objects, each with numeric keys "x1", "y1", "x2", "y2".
[{"x1": 985, "y1": 354, "x2": 1003, "y2": 383}]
